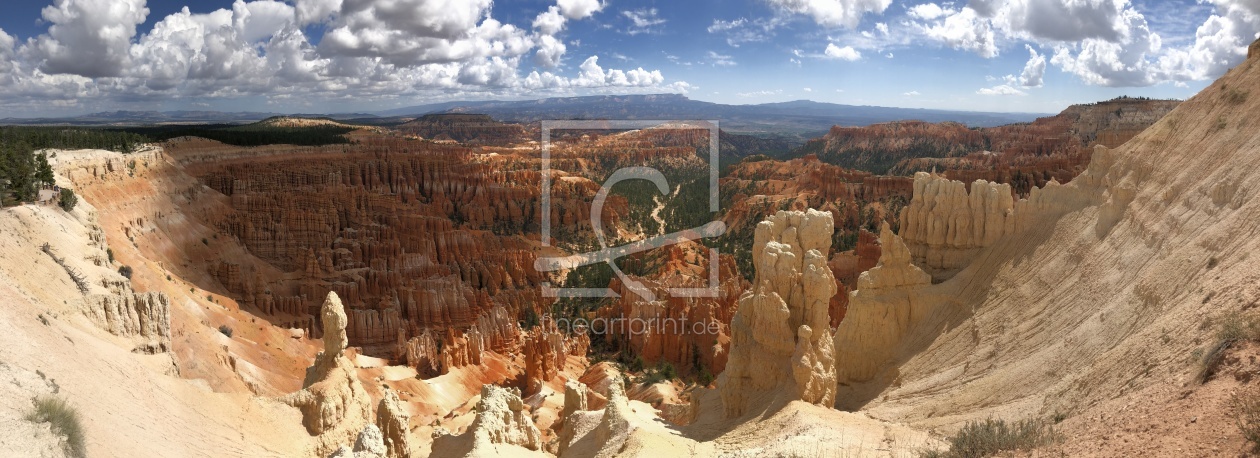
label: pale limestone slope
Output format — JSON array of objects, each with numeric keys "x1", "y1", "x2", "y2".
[
  {"x1": 847, "y1": 47, "x2": 1260, "y2": 430},
  {"x1": 0, "y1": 199, "x2": 312, "y2": 457}
]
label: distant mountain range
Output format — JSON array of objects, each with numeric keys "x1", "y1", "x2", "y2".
[
  {"x1": 1, "y1": 94, "x2": 1050, "y2": 141},
  {"x1": 0, "y1": 110, "x2": 375, "y2": 126},
  {"x1": 378, "y1": 94, "x2": 1049, "y2": 139}
]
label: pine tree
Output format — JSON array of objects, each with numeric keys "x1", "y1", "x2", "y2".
[
  {"x1": 35, "y1": 152, "x2": 54, "y2": 187},
  {"x1": 4, "y1": 141, "x2": 35, "y2": 203}
]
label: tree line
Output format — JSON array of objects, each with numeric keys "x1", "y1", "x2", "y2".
[
  {"x1": 1, "y1": 143, "x2": 56, "y2": 206},
  {"x1": 115, "y1": 124, "x2": 354, "y2": 146},
  {"x1": 0, "y1": 127, "x2": 147, "y2": 206},
  {"x1": 0, "y1": 126, "x2": 148, "y2": 154}
]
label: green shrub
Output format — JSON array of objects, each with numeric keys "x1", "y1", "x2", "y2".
[
  {"x1": 219, "y1": 325, "x2": 233, "y2": 338},
  {"x1": 117, "y1": 265, "x2": 133, "y2": 279},
  {"x1": 697, "y1": 367, "x2": 714, "y2": 387},
  {"x1": 57, "y1": 189, "x2": 77, "y2": 212},
  {"x1": 659, "y1": 361, "x2": 676, "y2": 380},
  {"x1": 25, "y1": 396, "x2": 86, "y2": 458},
  {"x1": 920, "y1": 418, "x2": 1056, "y2": 458}
]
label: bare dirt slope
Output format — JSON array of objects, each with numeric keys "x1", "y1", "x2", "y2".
[
  {"x1": 848, "y1": 41, "x2": 1260, "y2": 454},
  {"x1": 0, "y1": 197, "x2": 313, "y2": 457}
]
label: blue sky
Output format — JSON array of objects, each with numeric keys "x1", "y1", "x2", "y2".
[{"x1": 0, "y1": 0, "x2": 1254, "y2": 117}]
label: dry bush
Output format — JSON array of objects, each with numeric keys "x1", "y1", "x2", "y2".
[
  {"x1": 1224, "y1": 88, "x2": 1249, "y2": 105},
  {"x1": 920, "y1": 418, "x2": 1057, "y2": 458},
  {"x1": 1197, "y1": 313, "x2": 1260, "y2": 383},
  {"x1": 1234, "y1": 387, "x2": 1260, "y2": 452},
  {"x1": 25, "y1": 396, "x2": 86, "y2": 458}
]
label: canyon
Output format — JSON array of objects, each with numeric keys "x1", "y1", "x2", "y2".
[
  {"x1": 804, "y1": 96, "x2": 1179, "y2": 194},
  {"x1": 3, "y1": 42, "x2": 1260, "y2": 458}
]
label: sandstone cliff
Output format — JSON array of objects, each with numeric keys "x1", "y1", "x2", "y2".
[
  {"x1": 818, "y1": 45, "x2": 1260, "y2": 451},
  {"x1": 898, "y1": 173, "x2": 1018, "y2": 280},
  {"x1": 804, "y1": 97, "x2": 1178, "y2": 195},
  {"x1": 88, "y1": 276, "x2": 172, "y2": 354},
  {"x1": 898, "y1": 171, "x2": 1082, "y2": 281},
  {"x1": 9, "y1": 186, "x2": 173, "y2": 355},
  {"x1": 0, "y1": 149, "x2": 318, "y2": 457},
  {"x1": 719, "y1": 209, "x2": 838, "y2": 417},
  {"x1": 396, "y1": 114, "x2": 530, "y2": 146}
]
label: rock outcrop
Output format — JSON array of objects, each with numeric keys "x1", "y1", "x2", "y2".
[
  {"x1": 376, "y1": 391, "x2": 413, "y2": 458},
  {"x1": 398, "y1": 327, "x2": 485, "y2": 379},
  {"x1": 807, "y1": 97, "x2": 1177, "y2": 194},
  {"x1": 597, "y1": 247, "x2": 746, "y2": 377},
  {"x1": 465, "y1": 385, "x2": 543, "y2": 453},
  {"x1": 899, "y1": 171, "x2": 1080, "y2": 280},
  {"x1": 88, "y1": 276, "x2": 172, "y2": 354},
  {"x1": 563, "y1": 379, "x2": 589, "y2": 418},
  {"x1": 329, "y1": 425, "x2": 387, "y2": 458},
  {"x1": 898, "y1": 173, "x2": 1019, "y2": 280},
  {"x1": 833, "y1": 222, "x2": 932, "y2": 389},
  {"x1": 396, "y1": 114, "x2": 530, "y2": 146},
  {"x1": 828, "y1": 228, "x2": 881, "y2": 326},
  {"x1": 719, "y1": 209, "x2": 838, "y2": 418},
  {"x1": 283, "y1": 292, "x2": 373, "y2": 456},
  {"x1": 557, "y1": 376, "x2": 637, "y2": 456},
  {"x1": 522, "y1": 321, "x2": 567, "y2": 395},
  {"x1": 353, "y1": 426, "x2": 388, "y2": 457}
]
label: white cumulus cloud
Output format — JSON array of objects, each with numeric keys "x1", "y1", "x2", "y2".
[
  {"x1": 921, "y1": 7, "x2": 998, "y2": 58},
  {"x1": 557, "y1": 0, "x2": 604, "y2": 20},
  {"x1": 977, "y1": 84, "x2": 1027, "y2": 95},
  {"x1": 908, "y1": 3, "x2": 947, "y2": 20},
  {"x1": 824, "y1": 43, "x2": 862, "y2": 60},
  {"x1": 27, "y1": 0, "x2": 150, "y2": 78},
  {"x1": 0, "y1": 0, "x2": 687, "y2": 111},
  {"x1": 1020, "y1": 45, "x2": 1046, "y2": 87},
  {"x1": 767, "y1": 0, "x2": 893, "y2": 28}
]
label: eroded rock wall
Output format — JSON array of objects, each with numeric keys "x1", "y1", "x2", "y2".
[
  {"x1": 834, "y1": 222, "x2": 932, "y2": 389},
  {"x1": 598, "y1": 245, "x2": 747, "y2": 377},
  {"x1": 719, "y1": 209, "x2": 838, "y2": 417},
  {"x1": 898, "y1": 171, "x2": 1085, "y2": 281}
]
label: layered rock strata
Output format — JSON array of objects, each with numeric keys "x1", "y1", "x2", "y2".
[{"x1": 89, "y1": 275, "x2": 172, "y2": 354}]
